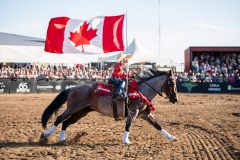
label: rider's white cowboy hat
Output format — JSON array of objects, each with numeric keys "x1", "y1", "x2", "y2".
[{"x1": 117, "y1": 53, "x2": 129, "y2": 63}]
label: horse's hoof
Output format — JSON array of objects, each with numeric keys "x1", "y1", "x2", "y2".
[
  {"x1": 39, "y1": 132, "x2": 48, "y2": 144},
  {"x1": 170, "y1": 136, "x2": 176, "y2": 142},
  {"x1": 122, "y1": 140, "x2": 132, "y2": 145},
  {"x1": 58, "y1": 140, "x2": 67, "y2": 145}
]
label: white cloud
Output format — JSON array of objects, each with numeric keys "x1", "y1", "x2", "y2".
[{"x1": 187, "y1": 21, "x2": 240, "y2": 34}]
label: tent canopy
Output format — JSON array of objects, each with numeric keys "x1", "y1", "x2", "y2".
[
  {"x1": 0, "y1": 32, "x2": 157, "y2": 64},
  {"x1": 0, "y1": 32, "x2": 45, "y2": 63},
  {"x1": 127, "y1": 39, "x2": 157, "y2": 64},
  {"x1": 38, "y1": 52, "x2": 121, "y2": 64},
  {"x1": 0, "y1": 32, "x2": 122, "y2": 64},
  {"x1": 0, "y1": 32, "x2": 45, "y2": 46},
  {"x1": 99, "y1": 39, "x2": 158, "y2": 64}
]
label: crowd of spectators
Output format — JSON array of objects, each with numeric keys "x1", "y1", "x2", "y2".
[
  {"x1": 0, "y1": 64, "x2": 112, "y2": 81},
  {"x1": 1, "y1": 53, "x2": 240, "y2": 84},
  {"x1": 176, "y1": 53, "x2": 240, "y2": 84}
]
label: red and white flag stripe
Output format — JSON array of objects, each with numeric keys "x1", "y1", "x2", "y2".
[{"x1": 45, "y1": 15, "x2": 125, "y2": 54}]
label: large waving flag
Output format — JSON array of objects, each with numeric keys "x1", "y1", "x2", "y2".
[{"x1": 45, "y1": 15, "x2": 125, "y2": 54}]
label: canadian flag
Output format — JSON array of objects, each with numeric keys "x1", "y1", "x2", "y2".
[{"x1": 45, "y1": 15, "x2": 125, "y2": 54}]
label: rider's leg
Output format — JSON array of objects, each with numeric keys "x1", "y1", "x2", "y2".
[
  {"x1": 141, "y1": 111, "x2": 176, "y2": 141},
  {"x1": 111, "y1": 77, "x2": 122, "y2": 96},
  {"x1": 119, "y1": 80, "x2": 126, "y2": 96},
  {"x1": 116, "y1": 80, "x2": 126, "y2": 100},
  {"x1": 122, "y1": 109, "x2": 139, "y2": 144},
  {"x1": 60, "y1": 107, "x2": 93, "y2": 142},
  {"x1": 116, "y1": 79, "x2": 123, "y2": 95}
]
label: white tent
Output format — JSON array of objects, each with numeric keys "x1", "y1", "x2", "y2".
[
  {"x1": 127, "y1": 39, "x2": 157, "y2": 64},
  {"x1": 0, "y1": 32, "x2": 123, "y2": 64},
  {"x1": 38, "y1": 51, "x2": 121, "y2": 64},
  {"x1": 98, "y1": 52, "x2": 121, "y2": 62},
  {"x1": 0, "y1": 33, "x2": 157, "y2": 64},
  {"x1": 98, "y1": 39, "x2": 158, "y2": 64},
  {"x1": 0, "y1": 32, "x2": 45, "y2": 63}
]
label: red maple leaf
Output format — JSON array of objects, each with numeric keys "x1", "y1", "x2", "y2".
[{"x1": 69, "y1": 21, "x2": 97, "y2": 53}]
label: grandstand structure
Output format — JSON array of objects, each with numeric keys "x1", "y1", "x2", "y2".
[{"x1": 184, "y1": 46, "x2": 240, "y2": 72}]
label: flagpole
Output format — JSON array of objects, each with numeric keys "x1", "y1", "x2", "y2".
[
  {"x1": 158, "y1": 0, "x2": 161, "y2": 66},
  {"x1": 125, "y1": 10, "x2": 129, "y2": 104},
  {"x1": 125, "y1": 11, "x2": 128, "y2": 54}
]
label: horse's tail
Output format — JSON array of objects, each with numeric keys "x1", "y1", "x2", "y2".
[{"x1": 41, "y1": 89, "x2": 70, "y2": 129}]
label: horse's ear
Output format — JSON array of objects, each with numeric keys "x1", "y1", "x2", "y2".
[{"x1": 169, "y1": 69, "x2": 173, "y2": 76}]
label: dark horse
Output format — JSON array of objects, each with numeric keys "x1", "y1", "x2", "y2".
[{"x1": 40, "y1": 69, "x2": 178, "y2": 144}]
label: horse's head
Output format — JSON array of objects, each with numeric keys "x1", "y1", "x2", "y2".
[
  {"x1": 139, "y1": 69, "x2": 178, "y2": 104},
  {"x1": 163, "y1": 70, "x2": 178, "y2": 104},
  {"x1": 148, "y1": 69, "x2": 178, "y2": 103}
]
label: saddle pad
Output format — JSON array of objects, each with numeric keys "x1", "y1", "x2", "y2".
[
  {"x1": 95, "y1": 83, "x2": 140, "y2": 99},
  {"x1": 95, "y1": 83, "x2": 111, "y2": 96}
]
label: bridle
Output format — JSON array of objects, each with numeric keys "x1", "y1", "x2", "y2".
[
  {"x1": 143, "y1": 75, "x2": 176, "y2": 99},
  {"x1": 143, "y1": 81, "x2": 163, "y2": 97},
  {"x1": 132, "y1": 71, "x2": 176, "y2": 99},
  {"x1": 132, "y1": 72, "x2": 163, "y2": 97}
]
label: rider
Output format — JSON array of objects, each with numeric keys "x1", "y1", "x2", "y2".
[
  {"x1": 110, "y1": 58, "x2": 128, "y2": 99},
  {"x1": 111, "y1": 58, "x2": 155, "y2": 111}
]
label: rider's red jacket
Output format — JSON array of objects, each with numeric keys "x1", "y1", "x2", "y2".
[{"x1": 112, "y1": 62, "x2": 126, "y2": 80}]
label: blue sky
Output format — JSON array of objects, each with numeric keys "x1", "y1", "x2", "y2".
[{"x1": 1, "y1": 0, "x2": 240, "y2": 65}]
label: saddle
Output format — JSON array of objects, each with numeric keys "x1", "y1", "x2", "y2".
[
  {"x1": 94, "y1": 81, "x2": 127, "y2": 121},
  {"x1": 94, "y1": 80, "x2": 142, "y2": 121},
  {"x1": 95, "y1": 80, "x2": 141, "y2": 100}
]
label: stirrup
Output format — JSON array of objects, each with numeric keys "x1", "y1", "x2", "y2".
[{"x1": 115, "y1": 93, "x2": 124, "y2": 100}]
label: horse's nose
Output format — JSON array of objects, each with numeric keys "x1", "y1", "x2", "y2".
[
  {"x1": 170, "y1": 98, "x2": 177, "y2": 103},
  {"x1": 174, "y1": 96, "x2": 178, "y2": 101},
  {"x1": 172, "y1": 95, "x2": 178, "y2": 103}
]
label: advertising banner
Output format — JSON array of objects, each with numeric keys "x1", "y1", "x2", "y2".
[
  {"x1": 0, "y1": 79, "x2": 239, "y2": 94},
  {"x1": 0, "y1": 79, "x2": 10, "y2": 93},
  {"x1": 9, "y1": 81, "x2": 36, "y2": 93},
  {"x1": 36, "y1": 81, "x2": 62, "y2": 93},
  {"x1": 61, "y1": 80, "x2": 95, "y2": 91},
  {"x1": 177, "y1": 82, "x2": 240, "y2": 93}
]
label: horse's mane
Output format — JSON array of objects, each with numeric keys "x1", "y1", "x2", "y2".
[{"x1": 136, "y1": 69, "x2": 169, "y2": 85}]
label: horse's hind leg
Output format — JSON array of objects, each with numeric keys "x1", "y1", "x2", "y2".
[
  {"x1": 42, "y1": 108, "x2": 74, "y2": 139},
  {"x1": 141, "y1": 112, "x2": 176, "y2": 141},
  {"x1": 59, "y1": 107, "x2": 93, "y2": 142}
]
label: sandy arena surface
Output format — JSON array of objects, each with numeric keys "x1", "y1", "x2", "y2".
[{"x1": 0, "y1": 93, "x2": 239, "y2": 160}]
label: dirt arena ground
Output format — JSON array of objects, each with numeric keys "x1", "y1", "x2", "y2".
[{"x1": 0, "y1": 93, "x2": 239, "y2": 160}]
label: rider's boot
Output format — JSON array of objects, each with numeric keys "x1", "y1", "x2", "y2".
[{"x1": 116, "y1": 92, "x2": 125, "y2": 100}]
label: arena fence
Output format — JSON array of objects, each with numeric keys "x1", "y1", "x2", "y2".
[
  {"x1": 177, "y1": 82, "x2": 240, "y2": 93},
  {"x1": 0, "y1": 79, "x2": 98, "y2": 94},
  {"x1": 0, "y1": 79, "x2": 240, "y2": 94}
]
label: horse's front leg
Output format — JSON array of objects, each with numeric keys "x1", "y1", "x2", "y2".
[
  {"x1": 122, "y1": 108, "x2": 139, "y2": 144},
  {"x1": 141, "y1": 111, "x2": 176, "y2": 141}
]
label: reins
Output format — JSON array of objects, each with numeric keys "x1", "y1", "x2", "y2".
[
  {"x1": 142, "y1": 81, "x2": 163, "y2": 97},
  {"x1": 132, "y1": 71, "x2": 164, "y2": 97}
]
